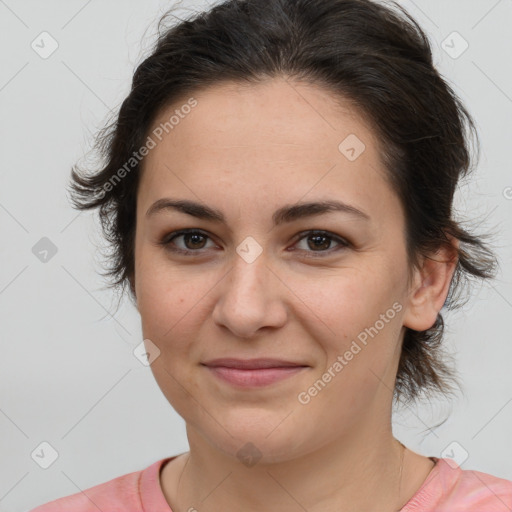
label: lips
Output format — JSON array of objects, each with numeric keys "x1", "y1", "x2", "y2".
[
  {"x1": 201, "y1": 358, "x2": 308, "y2": 369},
  {"x1": 201, "y1": 358, "x2": 309, "y2": 387}
]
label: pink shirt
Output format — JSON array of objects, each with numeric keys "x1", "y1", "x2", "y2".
[{"x1": 29, "y1": 455, "x2": 512, "y2": 511}]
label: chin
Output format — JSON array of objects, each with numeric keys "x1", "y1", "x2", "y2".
[{"x1": 197, "y1": 414, "x2": 315, "y2": 466}]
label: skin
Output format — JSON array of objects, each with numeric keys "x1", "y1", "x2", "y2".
[{"x1": 132, "y1": 77, "x2": 458, "y2": 512}]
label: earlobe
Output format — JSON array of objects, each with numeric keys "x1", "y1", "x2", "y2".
[{"x1": 402, "y1": 238, "x2": 459, "y2": 332}]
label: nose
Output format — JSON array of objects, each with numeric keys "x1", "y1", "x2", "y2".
[{"x1": 211, "y1": 250, "x2": 288, "y2": 339}]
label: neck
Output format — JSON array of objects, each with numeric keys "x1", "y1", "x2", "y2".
[{"x1": 165, "y1": 425, "x2": 407, "y2": 512}]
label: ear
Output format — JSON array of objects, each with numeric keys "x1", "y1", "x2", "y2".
[{"x1": 402, "y1": 236, "x2": 459, "y2": 332}]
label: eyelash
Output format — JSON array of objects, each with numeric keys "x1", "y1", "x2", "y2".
[{"x1": 159, "y1": 228, "x2": 350, "y2": 258}]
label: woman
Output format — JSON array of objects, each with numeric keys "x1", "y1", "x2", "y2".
[{"x1": 31, "y1": 0, "x2": 511, "y2": 510}]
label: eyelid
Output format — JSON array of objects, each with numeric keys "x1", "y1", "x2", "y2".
[{"x1": 159, "y1": 228, "x2": 351, "y2": 257}]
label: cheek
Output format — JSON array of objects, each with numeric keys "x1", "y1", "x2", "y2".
[
  {"x1": 294, "y1": 269, "x2": 390, "y2": 333},
  {"x1": 138, "y1": 280, "x2": 194, "y2": 343},
  {"x1": 135, "y1": 248, "x2": 184, "y2": 337},
  {"x1": 297, "y1": 267, "x2": 405, "y2": 375},
  {"x1": 135, "y1": 257, "x2": 208, "y2": 412},
  {"x1": 135, "y1": 239, "x2": 184, "y2": 303},
  {"x1": 135, "y1": 251, "x2": 219, "y2": 350}
]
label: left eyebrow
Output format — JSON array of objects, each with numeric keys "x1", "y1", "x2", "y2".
[{"x1": 145, "y1": 198, "x2": 371, "y2": 225}]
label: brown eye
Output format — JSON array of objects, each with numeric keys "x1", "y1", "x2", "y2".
[
  {"x1": 181, "y1": 232, "x2": 208, "y2": 250},
  {"x1": 160, "y1": 229, "x2": 216, "y2": 255},
  {"x1": 293, "y1": 230, "x2": 350, "y2": 257}
]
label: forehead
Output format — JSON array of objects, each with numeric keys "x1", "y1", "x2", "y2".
[
  {"x1": 139, "y1": 78, "x2": 402, "y2": 228},
  {"x1": 148, "y1": 78, "x2": 378, "y2": 162}
]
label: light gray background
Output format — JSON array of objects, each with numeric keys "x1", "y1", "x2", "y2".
[{"x1": 0, "y1": 1, "x2": 511, "y2": 511}]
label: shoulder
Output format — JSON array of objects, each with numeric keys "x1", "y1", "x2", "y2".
[
  {"x1": 413, "y1": 457, "x2": 512, "y2": 512},
  {"x1": 27, "y1": 458, "x2": 170, "y2": 512},
  {"x1": 444, "y1": 460, "x2": 512, "y2": 511}
]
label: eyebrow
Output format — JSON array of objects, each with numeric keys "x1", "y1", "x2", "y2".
[{"x1": 146, "y1": 197, "x2": 370, "y2": 226}]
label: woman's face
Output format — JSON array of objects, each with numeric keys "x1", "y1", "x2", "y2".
[{"x1": 133, "y1": 78, "x2": 422, "y2": 462}]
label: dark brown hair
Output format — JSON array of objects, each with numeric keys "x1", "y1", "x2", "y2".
[{"x1": 68, "y1": 0, "x2": 499, "y2": 407}]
